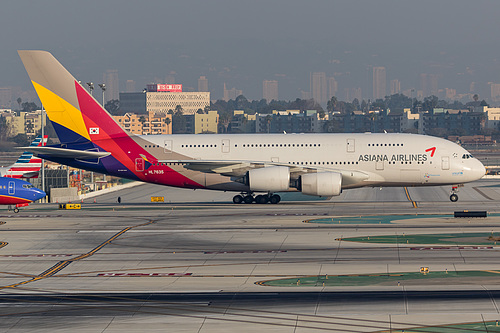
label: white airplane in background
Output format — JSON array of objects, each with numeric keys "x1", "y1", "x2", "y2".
[
  {"x1": 0, "y1": 135, "x2": 47, "y2": 179},
  {"x1": 18, "y1": 50, "x2": 486, "y2": 204}
]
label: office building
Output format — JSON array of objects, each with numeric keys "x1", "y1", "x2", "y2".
[
  {"x1": 146, "y1": 84, "x2": 210, "y2": 115},
  {"x1": 198, "y1": 76, "x2": 208, "y2": 92},
  {"x1": 103, "y1": 69, "x2": 119, "y2": 103},
  {"x1": 390, "y1": 79, "x2": 401, "y2": 95},
  {"x1": 263, "y1": 80, "x2": 278, "y2": 102},
  {"x1": 327, "y1": 77, "x2": 338, "y2": 99},
  {"x1": 311, "y1": 72, "x2": 327, "y2": 105},
  {"x1": 372, "y1": 67, "x2": 386, "y2": 100}
]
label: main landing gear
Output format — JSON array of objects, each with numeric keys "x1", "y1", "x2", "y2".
[
  {"x1": 7, "y1": 205, "x2": 19, "y2": 213},
  {"x1": 232, "y1": 193, "x2": 281, "y2": 204},
  {"x1": 449, "y1": 185, "x2": 461, "y2": 202}
]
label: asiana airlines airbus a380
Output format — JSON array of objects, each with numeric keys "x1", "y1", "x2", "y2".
[{"x1": 18, "y1": 50, "x2": 486, "y2": 204}]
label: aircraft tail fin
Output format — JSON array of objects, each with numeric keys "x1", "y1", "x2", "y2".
[
  {"x1": 18, "y1": 50, "x2": 129, "y2": 145},
  {"x1": 5, "y1": 135, "x2": 47, "y2": 178}
]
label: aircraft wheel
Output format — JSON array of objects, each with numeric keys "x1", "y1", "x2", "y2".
[
  {"x1": 243, "y1": 195, "x2": 254, "y2": 204},
  {"x1": 255, "y1": 195, "x2": 268, "y2": 204},
  {"x1": 13, "y1": 207, "x2": 19, "y2": 213},
  {"x1": 270, "y1": 194, "x2": 281, "y2": 204},
  {"x1": 233, "y1": 195, "x2": 243, "y2": 204},
  {"x1": 450, "y1": 194, "x2": 458, "y2": 202}
]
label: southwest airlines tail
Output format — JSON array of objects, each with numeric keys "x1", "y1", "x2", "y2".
[
  {"x1": 0, "y1": 135, "x2": 47, "y2": 178},
  {"x1": 17, "y1": 50, "x2": 186, "y2": 184}
]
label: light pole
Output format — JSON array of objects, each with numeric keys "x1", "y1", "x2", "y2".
[
  {"x1": 86, "y1": 82, "x2": 94, "y2": 96},
  {"x1": 98, "y1": 83, "x2": 106, "y2": 106}
]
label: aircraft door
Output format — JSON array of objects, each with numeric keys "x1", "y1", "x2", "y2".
[
  {"x1": 8, "y1": 181, "x2": 14, "y2": 195},
  {"x1": 164, "y1": 140, "x2": 173, "y2": 153},
  {"x1": 135, "y1": 158, "x2": 145, "y2": 172},
  {"x1": 441, "y1": 156, "x2": 450, "y2": 170},
  {"x1": 346, "y1": 138, "x2": 355, "y2": 152},
  {"x1": 222, "y1": 139, "x2": 230, "y2": 153}
]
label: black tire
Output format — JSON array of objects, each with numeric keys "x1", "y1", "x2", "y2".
[
  {"x1": 244, "y1": 195, "x2": 254, "y2": 204},
  {"x1": 13, "y1": 207, "x2": 19, "y2": 213},
  {"x1": 255, "y1": 195, "x2": 268, "y2": 204},
  {"x1": 270, "y1": 194, "x2": 281, "y2": 204},
  {"x1": 450, "y1": 194, "x2": 458, "y2": 202},
  {"x1": 233, "y1": 195, "x2": 243, "y2": 204}
]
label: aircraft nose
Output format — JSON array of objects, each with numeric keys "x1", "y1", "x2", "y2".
[
  {"x1": 34, "y1": 189, "x2": 47, "y2": 201},
  {"x1": 473, "y1": 159, "x2": 486, "y2": 180}
]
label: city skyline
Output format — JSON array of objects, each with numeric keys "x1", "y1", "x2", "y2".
[{"x1": 3, "y1": 1, "x2": 500, "y2": 105}]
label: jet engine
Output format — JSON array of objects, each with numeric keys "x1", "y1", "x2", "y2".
[
  {"x1": 247, "y1": 166, "x2": 290, "y2": 192},
  {"x1": 299, "y1": 172, "x2": 342, "y2": 196}
]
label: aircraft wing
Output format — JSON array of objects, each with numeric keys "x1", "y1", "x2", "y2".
[
  {"x1": 15, "y1": 147, "x2": 111, "y2": 160},
  {"x1": 159, "y1": 159, "x2": 369, "y2": 184}
]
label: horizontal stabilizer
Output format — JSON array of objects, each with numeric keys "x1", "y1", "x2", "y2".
[{"x1": 15, "y1": 146, "x2": 111, "y2": 160}]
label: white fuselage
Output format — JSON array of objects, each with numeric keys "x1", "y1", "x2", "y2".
[{"x1": 133, "y1": 132, "x2": 485, "y2": 192}]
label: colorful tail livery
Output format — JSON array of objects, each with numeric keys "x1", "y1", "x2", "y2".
[
  {"x1": 18, "y1": 50, "x2": 202, "y2": 188},
  {"x1": 0, "y1": 135, "x2": 47, "y2": 179},
  {"x1": 19, "y1": 50, "x2": 485, "y2": 204}
]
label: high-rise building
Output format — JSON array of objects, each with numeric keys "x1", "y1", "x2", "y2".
[
  {"x1": 198, "y1": 76, "x2": 208, "y2": 92},
  {"x1": 327, "y1": 77, "x2": 338, "y2": 100},
  {"x1": 0, "y1": 87, "x2": 12, "y2": 109},
  {"x1": 491, "y1": 83, "x2": 500, "y2": 101},
  {"x1": 263, "y1": 80, "x2": 278, "y2": 102},
  {"x1": 223, "y1": 83, "x2": 242, "y2": 101},
  {"x1": 390, "y1": 79, "x2": 401, "y2": 95},
  {"x1": 420, "y1": 73, "x2": 438, "y2": 97},
  {"x1": 165, "y1": 71, "x2": 176, "y2": 84},
  {"x1": 311, "y1": 72, "x2": 327, "y2": 105},
  {"x1": 445, "y1": 88, "x2": 456, "y2": 100},
  {"x1": 103, "y1": 69, "x2": 119, "y2": 103},
  {"x1": 372, "y1": 67, "x2": 386, "y2": 100},
  {"x1": 125, "y1": 80, "x2": 136, "y2": 93}
]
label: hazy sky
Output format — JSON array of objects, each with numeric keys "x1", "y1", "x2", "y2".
[{"x1": 4, "y1": 0, "x2": 500, "y2": 102}]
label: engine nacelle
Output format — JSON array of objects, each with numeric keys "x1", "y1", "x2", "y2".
[
  {"x1": 299, "y1": 172, "x2": 342, "y2": 197},
  {"x1": 248, "y1": 166, "x2": 290, "y2": 192}
]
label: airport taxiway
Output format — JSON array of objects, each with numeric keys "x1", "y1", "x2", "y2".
[{"x1": 2, "y1": 180, "x2": 500, "y2": 331}]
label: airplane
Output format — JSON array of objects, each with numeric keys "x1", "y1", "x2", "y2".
[
  {"x1": 0, "y1": 135, "x2": 48, "y2": 178},
  {"x1": 0, "y1": 177, "x2": 46, "y2": 213},
  {"x1": 17, "y1": 50, "x2": 486, "y2": 204}
]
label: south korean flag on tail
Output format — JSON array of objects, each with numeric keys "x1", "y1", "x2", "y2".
[{"x1": 89, "y1": 127, "x2": 100, "y2": 135}]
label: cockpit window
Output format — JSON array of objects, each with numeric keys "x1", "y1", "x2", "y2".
[
  {"x1": 462, "y1": 154, "x2": 473, "y2": 159},
  {"x1": 22, "y1": 184, "x2": 34, "y2": 189}
]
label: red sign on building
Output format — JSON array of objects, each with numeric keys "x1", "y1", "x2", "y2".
[{"x1": 147, "y1": 84, "x2": 183, "y2": 92}]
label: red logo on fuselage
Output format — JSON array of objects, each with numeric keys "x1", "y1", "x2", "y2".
[{"x1": 425, "y1": 147, "x2": 436, "y2": 157}]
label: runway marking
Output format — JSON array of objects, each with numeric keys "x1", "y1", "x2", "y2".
[
  {"x1": 0, "y1": 219, "x2": 156, "y2": 290},
  {"x1": 411, "y1": 246, "x2": 494, "y2": 250},
  {"x1": 267, "y1": 213, "x2": 328, "y2": 216},
  {"x1": 473, "y1": 186, "x2": 495, "y2": 200},
  {"x1": 0, "y1": 215, "x2": 62, "y2": 218},
  {"x1": 204, "y1": 250, "x2": 287, "y2": 254},
  {"x1": 0, "y1": 254, "x2": 74, "y2": 258},
  {"x1": 404, "y1": 187, "x2": 418, "y2": 208},
  {"x1": 97, "y1": 273, "x2": 192, "y2": 277}
]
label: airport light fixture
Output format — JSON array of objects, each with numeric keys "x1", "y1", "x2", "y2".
[
  {"x1": 98, "y1": 83, "x2": 106, "y2": 105},
  {"x1": 86, "y1": 82, "x2": 94, "y2": 96}
]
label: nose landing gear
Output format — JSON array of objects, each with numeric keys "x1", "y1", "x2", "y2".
[{"x1": 449, "y1": 185, "x2": 462, "y2": 202}]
